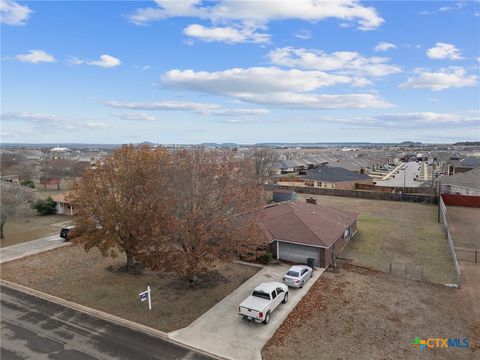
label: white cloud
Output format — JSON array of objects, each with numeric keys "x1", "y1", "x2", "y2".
[
  {"x1": 130, "y1": 0, "x2": 384, "y2": 33},
  {"x1": 87, "y1": 54, "x2": 121, "y2": 68},
  {"x1": 420, "y1": 2, "x2": 465, "y2": 15},
  {"x1": 374, "y1": 112, "x2": 479, "y2": 125},
  {"x1": 210, "y1": 108, "x2": 270, "y2": 116},
  {"x1": 105, "y1": 100, "x2": 269, "y2": 117},
  {"x1": 1, "y1": 112, "x2": 111, "y2": 130},
  {"x1": 234, "y1": 92, "x2": 393, "y2": 109},
  {"x1": 427, "y1": 42, "x2": 463, "y2": 60},
  {"x1": 268, "y1": 47, "x2": 401, "y2": 77},
  {"x1": 163, "y1": 67, "x2": 352, "y2": 94},
  {"x1": 2, "y1": 112, "x2": 60, "y2": 121},
  {"x1": 438, "y1": 2, "x2": 465, "y2": 12},
  {"x1": 374, "y1": 42, "x2": 396, "y2": 52},
  {"x1": 300, "y1": 111, "x2": 479, "y2": 129},
  {"x1": 0, "y1": 0, "x2": 32, "y2": 25},
  {"x1": 184, "y1": 24, "x2": 270, "y2": 43},
  {"x1": 67, "y1": 56, "x2": 85, "y2": 65},
  {"x1": 400, "y1": 67, "x2": 477, "y2": 91},
  {"x1": 161, "y1": 66, "x2": 393, "y2": 109},
  {"x1": 294, "y1": 29, "x2": 312, "y2": 40},
  {"x1": 115, "y1": 112, "x2": 158, "y2": 121},
  {"x1": 15, "y1": 50, "x2": 55, "y2": 63}
]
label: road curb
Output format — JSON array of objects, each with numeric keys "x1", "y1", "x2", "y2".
[{"x1": 0, "y1": 279, "x2": 226, "y2": 360}]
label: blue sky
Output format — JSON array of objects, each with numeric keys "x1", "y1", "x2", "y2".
[{"x1": 1, "y1": 0, "x2": 479, "y2": 144}]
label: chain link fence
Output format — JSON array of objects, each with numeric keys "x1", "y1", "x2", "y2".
[{"x1": 387, "y1": 262, "x2": 424, "y2": 282}]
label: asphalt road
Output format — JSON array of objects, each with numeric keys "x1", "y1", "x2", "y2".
[
  {"x1": 376, "y1": 161, "x2": 422, "y2": 187},
  {"x1": 0, "y1": 285, "x2": 214, "y2": 360}
]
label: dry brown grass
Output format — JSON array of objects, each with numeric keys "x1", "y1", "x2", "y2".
[
  {"x1": 1, "y1": 214, "x2": 72, "y2": 248},
  {"x1": 262, "y1": 264, "x2": 479, "y2": 360},
  {"x1": 0, "y1": 245, "x2": 259, "y2": 332},
  {"x1": 446, "y1": 206, "x2": 480, "y2": 250},
  {"x1": 293, "y1": 194, "x2": 456, "y2": 284}
]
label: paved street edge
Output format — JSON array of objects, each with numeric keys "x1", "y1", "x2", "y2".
[{"x1": 0, "y1": 279, "x2": 225, "y2": 360}]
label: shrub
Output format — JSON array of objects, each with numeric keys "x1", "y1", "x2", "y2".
[
  {"x1": 258, "y1": 252, "x2": 273, "y2": 264},
  {"x1": 31, "y1": 197, "x2": 57, "y2": 215},
  {"x1": 21, "y1": 179, "x2": 35, "y2": 188}
]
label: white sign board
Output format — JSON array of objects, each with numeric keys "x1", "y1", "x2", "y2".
[{"x1": 139, "y1": 286, "x2": 151, "y2": 310}]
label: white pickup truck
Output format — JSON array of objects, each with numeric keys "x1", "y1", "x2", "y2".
[{"x1": 238, "y1": 282, "x2": 288, "y2": 324}]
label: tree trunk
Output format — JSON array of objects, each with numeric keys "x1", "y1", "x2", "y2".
[
  {"x1": 56, "y1": 178, "x2": 61, "y2": 190},
  {"x1": 0, "y1": 216, "x2": 5, "y2": 240},
  {"x1": 126, "y1": 251, "x2": 134, "y2": 271}
]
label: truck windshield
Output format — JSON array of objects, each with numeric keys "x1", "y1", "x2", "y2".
[{"x1": 252, "y1": 290, "x2": 270, "y2": 300}]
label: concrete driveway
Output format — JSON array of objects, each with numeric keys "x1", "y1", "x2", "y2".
[
  {"x1": 169, "y1": 263, "x2": 325, "y2": 360},
  {"x1": 0, "y1": 235, "x2": 70, "y2": 264}
]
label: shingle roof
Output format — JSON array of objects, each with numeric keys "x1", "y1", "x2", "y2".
[
  {"x1": 302, "y1": 165, "x2": 372, "y2": 182},
  {"x1": 261, "y1": 202, "x2": 358, "y2": 248},
  {"x1": 459, "y1": 157, "x2": 480, "y2": 167},
  {"x1": 440, "y1": 167, "x2": 480, "y2": 190}
]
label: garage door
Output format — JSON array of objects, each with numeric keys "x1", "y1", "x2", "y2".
[{"x1": 278, "y1": 242, "x2": 320, "y2": 266}]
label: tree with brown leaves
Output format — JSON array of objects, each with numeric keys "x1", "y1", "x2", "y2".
[
  {"x1": 145, "y1": 149, "x2": 266, "y2": 284},
  {"x1": 69, "y1": 145, "x2": 170, "y2": 272}
]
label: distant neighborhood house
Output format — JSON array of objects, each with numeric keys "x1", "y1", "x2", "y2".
[
  {"x1": 51, "y1": 193, "x2": 74, "y2": 215},
  {"x1": 302, "y1": 165, "x2": 373, "y2": 190},
  {"x1": 440, "y1": 167, "x2": 480, "y2": 196}
]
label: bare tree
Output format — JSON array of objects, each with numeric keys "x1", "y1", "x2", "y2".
[
  {"x1": 69, "y1": 145, "x2": 170, "y2": 272},
  {"x1": 145, "y1": 149, "x2": 266, "y2": 284},
  {"x1": 250, "y1": 147, "x2": 279, "y2": 186},
  {"x1": 41, "y1": 159, "x2": 77, "y2": 190},
  {"x1": 0, "y1": 182, "x2": 31, "y2": 239}
]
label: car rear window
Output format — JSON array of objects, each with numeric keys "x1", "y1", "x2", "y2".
[
  {"x1": 252, "y1": 290, "x2": 270, "y2": 300},
  {"x1": 286, "y1": 271, "x2": 299, "y2": 277}
]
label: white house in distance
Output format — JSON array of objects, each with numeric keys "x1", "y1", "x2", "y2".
[{"x1": 50, "y1": 146, "x2": 78, "y2": 160}]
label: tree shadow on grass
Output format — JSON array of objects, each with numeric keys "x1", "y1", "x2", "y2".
[{"x1": 166, "y1": 270, "x2": 229, "y2": 290}]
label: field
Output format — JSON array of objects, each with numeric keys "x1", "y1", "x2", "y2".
[
  {"x1": 262, "y1": 264, "x2": 479, "y2": 360},
  {"x1": 446, "y1": 206, "x2": 480, "y2": 250},
  {"x1": 1, "y1": 213, "x2": 72, "y2": 248},
  {"x1": 0, "y1": 245, "x2": 259, "y2": 332},
  {"x1": 294, "y1": 193, "x2": 456, "y2": 284}
]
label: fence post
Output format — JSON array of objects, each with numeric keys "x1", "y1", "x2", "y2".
[
  {"x1": 476, "y1": 250, "x2": 478, "y2": 264},
  {"x1": 389, "y1": 263, "x2": 392, "y2": 274}
]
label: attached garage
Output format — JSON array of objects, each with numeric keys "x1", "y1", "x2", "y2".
[
  {"x1": 277, "y1": 241, "x2": 320, "y2": 266},
  {"x1": 263, "y1": 201, "x2": 358, "y2": 268}
]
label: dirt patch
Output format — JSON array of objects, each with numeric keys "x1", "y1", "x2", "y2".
[
  {"x1": 0, "y1": 245, "x2": 259, "y2": 332},
  {"x1": 262, "y1": 264, "x2": 478, "y2": 360},
  {"x1": 293, "y1": 194, "x2": 456, "y2": 285},
  {"x1": 1, "y1": 214, "x2": 72, "y2": 248}
]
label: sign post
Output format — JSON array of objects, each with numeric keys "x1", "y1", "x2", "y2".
[{"x1": 139, "y1": 286, "x2": 151, "y2": 310}]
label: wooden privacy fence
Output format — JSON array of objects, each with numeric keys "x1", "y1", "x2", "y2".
[
  {"x1": 267, "y1": 184, "x2": 437, "y2": 204},
  {"x1": 438, "y1": 197, "x2": 462, "y2": 287}
]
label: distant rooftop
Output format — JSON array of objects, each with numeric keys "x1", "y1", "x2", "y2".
[{"x1": 302, "y1": 165, "x2": 372, "y2": 183}]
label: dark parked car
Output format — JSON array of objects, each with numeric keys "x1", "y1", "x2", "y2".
[{"x1": 60, "y1": 226, "x2": 75, "y2": 241}]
